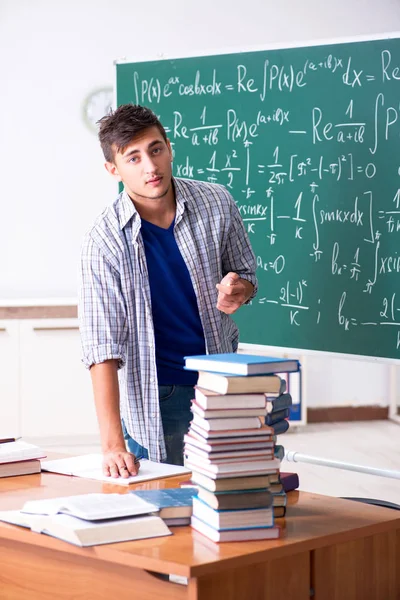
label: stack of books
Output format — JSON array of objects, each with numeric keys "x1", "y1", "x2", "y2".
[
  {"x1": 183, "y1": 353, "x2": 300, "y2": 542},
  {"x1": 0, "y1": 439, "x2": 46, "y2": 478}
]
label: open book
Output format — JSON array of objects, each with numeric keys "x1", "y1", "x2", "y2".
[
  {"x1": 41, "y1": 454, "x2": 190, "y2": 485},
  {"x1": 0, "y1": 509, "x2": 171, "y2": 547},
  {"x1": 0, "y1": 440, "x2": 46, "y2": 463},
  {"x1": 20, "y1": 493, "x2": 158, "y2": 520}
]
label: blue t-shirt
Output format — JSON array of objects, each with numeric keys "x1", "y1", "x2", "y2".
[{"x1": 140, "y1": 217, "x2": 206, "y2": 385}]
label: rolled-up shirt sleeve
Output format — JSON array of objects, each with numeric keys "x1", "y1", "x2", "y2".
[
  {"x1": 221, "y1": 191, "x2": 258, "y2": 303},
  {"x1": 78, "y1": 233, "x2": 128, "y2": 369}
]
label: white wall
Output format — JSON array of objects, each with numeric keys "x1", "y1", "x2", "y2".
[
  {"x1": 1, "y1": 0, "x2": 400, "y2": 409},
  {"x1": 1, "y1": 0, "x2": 400, "y2": 298}
]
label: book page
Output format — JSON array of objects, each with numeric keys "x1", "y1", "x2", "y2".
[
  {"x1": 0, "y1": 510, "x2": 44, "y2": 529},
  {"x1": 41, "y1": 455, "x2": 190, "y2": 485},
  {"x1": 21, "y1": 493, "x2": 158, "y2": 520}
]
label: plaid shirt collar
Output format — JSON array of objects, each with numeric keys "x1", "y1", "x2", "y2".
[{"x1": 118, "y1": 177, "x2": 190, "y2": 232}]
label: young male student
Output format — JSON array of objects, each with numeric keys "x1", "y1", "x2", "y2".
[{"x1": 79, "y1": 104, "x2": 257, "y2": 478}]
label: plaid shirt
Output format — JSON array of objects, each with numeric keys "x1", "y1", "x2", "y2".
[{"x1": 79, "y1": 178, "x2": 257, "y2": 461}]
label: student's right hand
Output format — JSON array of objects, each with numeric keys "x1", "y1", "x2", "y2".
[{"x1": 102, "y1": 450, "x2": 140, "y2": 478}]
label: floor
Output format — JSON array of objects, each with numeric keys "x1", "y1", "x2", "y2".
[
  {"x1": 34, "y1": 420, "x2": 400, "y2": 505},
  {"x1": 282, "y1": 420, "x2": 400, "y2": 505}
]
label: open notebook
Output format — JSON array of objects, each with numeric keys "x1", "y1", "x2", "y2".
[{"x1": 41, "y1": 454, "x2": 190, "y2": 485}]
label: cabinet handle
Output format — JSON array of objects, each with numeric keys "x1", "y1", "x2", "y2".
[
  {"x1": 33, "y1": 326, "x2": 79, "y2": 331},
  {"x1": 0, "y1": 328, "x2": 6, "y2": 332}
]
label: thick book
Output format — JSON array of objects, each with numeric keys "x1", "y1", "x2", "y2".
[
  {"x1": 185, "y1": 456, "x2": 281, "y2": 479},
  {"x1": 185, "y1": 451, "x2": 275, "y2": 466},
  {"x1": 197, "y1": 486, "x2": 272, "y2": 511},
  {"x1": 280, "y1": 471, "x2": 300, "y2": 492},
  {"x1": 269, "y1": 482, "x2": 284, "y2": 494},
  {"x1": 191, "y1": 471, "x2": 273, "y2": 492},
  {"x1": 0, "y1": 510, "x2": 171, "y2": 547},
  {"x1": 266, "y1": 393, "x2": 293, "y2": 414},
  {"x1": 0, "y1": 440, "x2": 46, "y2": 464},
  {"x1": 195, "y1": 387, "x2": 268, "y2": 410},
  {"x1": 129, "y1": 488, "x2": 197, "y2": 519},
  {"x1": 191, "y1": 401, "x2": 267, "y2": 419},
  {"x1": 190, "y1": 422, "x2": 274, "y2": 440},
  {"x1": 196, "y1": 372, "x2": 284, "y2": 395},
  {"x1": 191, "y1": 516, "x2": 280, "y2": 542},
  {"x1": 20, "y1": 493, "x2": 158, "y2": 520},
  {"x1": 192, "y1": 497, "x2": 274, "y2": 530},
  {"x1": 0, "y1": 459, "x2": 41, "y2": 478},
  {"x1": 185, "y1": 353, "x2": 300, "y2": 376},
  {"x1": 274, "y1": 506, "x2": 286, "y2": 518},
  {"x1": 184, "y1": 442, "x2": 274, "y2": 462},
  {"x1": 184, "y1": 432, "x2": 274, "y2": 454},
  {"x1": 41, "y1": 454, "x2": 190, "y2": 485},
  {"x1": 192, "y1": 413, "x2": 262, "y2": 432},
  {"x1": 272, "y1": 491, "x2": 287, "y2": 508}
]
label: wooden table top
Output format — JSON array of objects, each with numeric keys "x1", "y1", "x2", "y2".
[{"x1": 0, "y1": 469, "x2": 399, "y2": 578}]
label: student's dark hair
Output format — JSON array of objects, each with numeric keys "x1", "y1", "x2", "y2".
[{"x1": 97, "y1": 104, "x2": 168, "y2": 162}]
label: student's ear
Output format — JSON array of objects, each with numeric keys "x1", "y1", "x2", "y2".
[{"x1": 105, "y1": 162, "x2": 122, "y2": 181}]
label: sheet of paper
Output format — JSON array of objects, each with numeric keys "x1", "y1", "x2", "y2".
[{"x1": 41, "y1": 454, "x2": 190, "y2": 485}]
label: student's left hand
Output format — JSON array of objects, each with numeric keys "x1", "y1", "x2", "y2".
[{"x1": 216, "y1": 272, "x2": 254, "y2": 315}]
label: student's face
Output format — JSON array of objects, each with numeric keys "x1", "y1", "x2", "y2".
[{"x1": 105, "y1": 126, "x2": 173, "y2": 203}]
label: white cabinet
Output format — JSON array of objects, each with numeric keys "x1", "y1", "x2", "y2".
[
  {"x1": 0, "y1": 320, "x2": 19, "y2": 437},
  {"x1": 19, "y1": 319, "x2": 98, "y2": 438}
]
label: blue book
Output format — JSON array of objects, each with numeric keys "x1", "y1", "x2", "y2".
[
  {"x1": 184, "y1": 353, "x2": 300, "y2": 376},
  {"x1": 129, "y1": 488, "x2": 197, "y2": 519}
]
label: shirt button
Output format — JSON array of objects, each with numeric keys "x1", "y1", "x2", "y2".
[
  {"x1": 149, "y1": 377, "x2": 154, "y2": 383},
  {"x1": 152, "y1": 413, "x2": 156, "y2": 418}
]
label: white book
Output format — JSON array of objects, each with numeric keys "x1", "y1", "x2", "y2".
[
  {"x1": 0, "y1": 510, "x2": 171, "y2": 547},
  {"x1": 21, "y1": 493, "x2": 158, "y2": 520},
  {"x1": 0, "y1": 440, "x2": 46, "y2": 464},
  {"x1": 195, "y1": 388, "x2": 268, "y2": 410},
  {"x1": 192, "y1": 496, "x2": 274, "y2": 529},
  {"x1": 191, "y1": 402, "x2": 267, "y2": 419},
  {"x1": 192, "y1": 413, "x2": 262, "y2": 432},
  {"x1": 41, "y1": 454, "x2": 190, "y2": 485},
  {"x1": 185, "y1": 455, "x2": 281, "y2": 476},
  {"x1": 191, "y1": 516, "x2": 280, "y2": 542},
  {"x1": 184, "y1": 442, "x2": 274, "y2": 461}
]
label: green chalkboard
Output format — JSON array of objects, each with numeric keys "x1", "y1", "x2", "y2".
[{"x1": 116, "y1": 36, "x2": 400, "y2": 359}]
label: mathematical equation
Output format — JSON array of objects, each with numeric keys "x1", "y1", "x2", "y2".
[{"x1": 118, "y1": 38, "x2": 400, "y2": 356}]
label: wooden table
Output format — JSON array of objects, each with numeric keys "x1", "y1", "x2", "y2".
[{"x1": 0, "y1": 470, "x2": 399, "y2": 600}]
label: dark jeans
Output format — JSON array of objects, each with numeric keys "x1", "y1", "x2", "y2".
[{"x1": 121, "y1": 384, "x2": 194, "y2": 466}]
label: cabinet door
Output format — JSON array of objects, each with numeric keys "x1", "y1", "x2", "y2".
[
  {"x1": 19, "y1": 319, "x2": 98, "y2": 439},
  {"x1": 0, "y1": 321, "x2": 19, "y2": 437}
]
